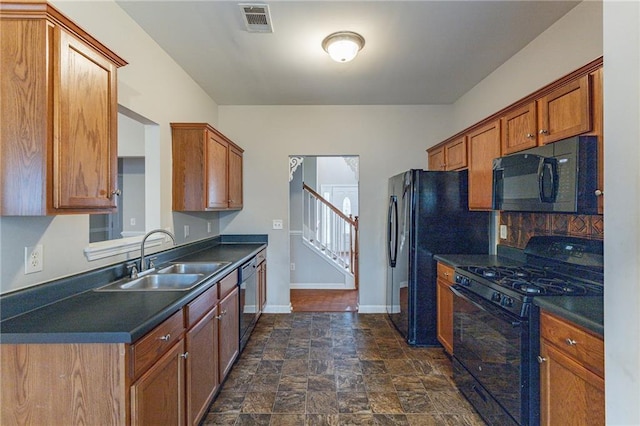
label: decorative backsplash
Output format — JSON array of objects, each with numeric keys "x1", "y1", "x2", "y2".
[{"x1": 499, "y1": 212, "x2": 604, "y2": 249}]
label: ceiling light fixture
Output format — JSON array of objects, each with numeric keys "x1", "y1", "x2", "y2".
[{"x1": 322, "y1": 31, "x2": 365, "y2": 63}]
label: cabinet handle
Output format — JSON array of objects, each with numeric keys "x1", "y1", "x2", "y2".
[
  {"x1": 158, "y1": 333, "x2": 171, "y2": 341},
  {"x1": 565, "y1": 338, "x2": 577, "y2": 346},
  {"x1": 215, "y1": 310, "x2": 228, "y2": 320},
  {"x1": 526, "y1": 133, "x2": 534, "y2": 138},
  {"x1": 539, "y1": 129, "x2": 549, "y2": 135},
  {"x1": 537, "y1": 356, "x2": 547, "y2": 364},
  {"x1": 110, "y1": 189, "x2": 122, "y2": 198},
  {"x1": 595, "y1": 189, "x2": 604, "y2": 197},
  {"x1": 180, "y1": 352, "x2": 189, "y2": 359}
]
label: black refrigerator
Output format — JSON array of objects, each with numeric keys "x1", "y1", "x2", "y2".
[{"x1": 386, "y1": 169, "x2": 490, "y2": 346}]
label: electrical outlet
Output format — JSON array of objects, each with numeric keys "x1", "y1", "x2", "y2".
[
  {"x1": 184, "y1": 225, "x2": 190, "y2": 238},
  {"x1": 130, "y1": 218, "x2": 136, "y2": 226},
  {"x1": 273, "y1": 219, "x2": 283, "y2": 230},
  {"x1": 500, "y1": 225, "x2": 508, "y2": 239},
  {"x1": 290, "y1": 263, "x2": 295, "y2": 271},
  {"x1": 24, "y1": 245, "x2": 43, "y2": 274},
  {"x1": 207, "y1": 221, "x2": 212, "y2": 233}
]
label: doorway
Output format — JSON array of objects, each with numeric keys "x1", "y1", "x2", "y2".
[{"x1": 289, "y1": 155, "x2": 359, "y2": 312}]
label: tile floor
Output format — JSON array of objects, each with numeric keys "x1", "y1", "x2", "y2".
[
  {"x1": 202, "y1": 313, "x2": 486, "y2": 425},
  {"x1": 290, "y1": 290, "x2": 359, "y2": 312}
]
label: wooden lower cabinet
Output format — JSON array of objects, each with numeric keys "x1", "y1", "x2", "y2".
[
  {"x1": 131, "y1": 340, "x2": 186, "y2": 426},
  {"x1": 436, "y1": 262, "x2": 455, "y2": 355},
  {"x1": 185, "y1": 308, "x2": 219, "y2": 426},
  {"x1": 539, "y1": 311, "x2": 604, "y2": 426},
  {"x1": 218, "y1": 286, "x2": 240, "y2": 380}
]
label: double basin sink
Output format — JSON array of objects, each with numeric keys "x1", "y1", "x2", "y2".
[{"x1": 95, "y1": 261, "x2": 231, "y2": 292}]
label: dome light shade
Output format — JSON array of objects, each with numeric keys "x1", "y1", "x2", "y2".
[{"x1": 322, "y1": 31, "x2": 365, "y2": 63}]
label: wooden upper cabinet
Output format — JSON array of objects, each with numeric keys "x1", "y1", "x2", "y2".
[
  {"x1": 171, "y1": 123, "x2": 244, "y2": 211},
  {"x1": 501, "y1": 102, "x2": 537, "y2": 154},
  {"x1": 0, "y1": 2, "x2": 127, "y2": 215},
  {"x1": 537, "y1": 75, "x2": 591, "y2": 145},
  {"x1": 467, "y1": 120, "x2": 501, "y2": 210},
  {"x1": 586, "y1": 68, "x2": 604, "y2": 214},
  {"x1": 228, "y1": 145, "x2": 244, "y2": 209},
  {"x1": 428, "y1": 146, "x2": 446, "y2": 171},
  {"x1": 427, "y1": 137, "x2": 467, "y2": 171}
]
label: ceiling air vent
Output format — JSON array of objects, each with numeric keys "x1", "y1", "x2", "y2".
[{"x1": 239, "y1": 4, "x2": 273, "y2": 33}]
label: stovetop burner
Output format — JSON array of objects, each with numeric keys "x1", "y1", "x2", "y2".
[{"x1": 459, "y1": 265, "x2": 603, "y2": 297}]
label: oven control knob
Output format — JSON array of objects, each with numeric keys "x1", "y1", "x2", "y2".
[
  {"x1": 455, "y1": 275, "x2": 470, "y2": 286},
  {"x1": 491, "y1": 292, "x2": 502, "y2": 303},
  {"x1": 502, "y1": 297, "x2": 513, "y2": 307}
]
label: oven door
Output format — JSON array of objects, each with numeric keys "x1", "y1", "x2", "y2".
[{"x1": 451, "y1": 285, "x2": 529, "y2": 426}]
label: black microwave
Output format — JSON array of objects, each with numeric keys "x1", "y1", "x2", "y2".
[{"x1": 492, "y1": 136, "x2": 598, "y2": 213}]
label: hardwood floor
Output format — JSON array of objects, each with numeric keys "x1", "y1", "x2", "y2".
[{"x1": 290, "y1": 289, "x2": 358, "y2": 312}]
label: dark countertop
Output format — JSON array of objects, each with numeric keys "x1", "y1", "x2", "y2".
[
  {"x1": 0, "y1": 241, "x2": 266, "y2": 344},
  {"x1": 434, "y1": 253, "x2": 604, "y2": 337},
  {"x1": 534, "y1": 296, "x2": 603, "y2": 337}
]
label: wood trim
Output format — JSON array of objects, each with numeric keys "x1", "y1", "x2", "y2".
[
  {"x1": 0, "y1": 1, "x2": 127, "y2": 67},
  {"x1": 428, "y1": 57, "x2": 603, "y2": 152},
  {"x1": 170, "y1": 123, "x2": 244, "y2": 153}
]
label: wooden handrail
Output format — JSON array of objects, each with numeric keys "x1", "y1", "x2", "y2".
[{"x1": 303, "y1": 183, "x2": 358, "y2": 228}]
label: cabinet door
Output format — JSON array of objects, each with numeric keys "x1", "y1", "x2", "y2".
[
  {"x1": 54, "y1": 28, "x2": 118, "y2": 211},
  {"x1": 587, "y1": 68, "x2": 604, "y2": 214},
  {"x1": 228, "y1": 145, "x2": 243, "y2": 209},
  {"x1": 445, "y1": 137, "x2": 468, "y2": 170},
  {"x1": 436, "y1": 278, "x2": 453, "y2": 355},
  {"x1": 186, "y1": 309, "x2": 219, "y2": 426},
  {"x1": 540, "y1": 339, "x2": 604, "y2": 426},
  {"x1": 206, "y1": 131, "x2": 229, "y2": 209},
  {"x1": 501, "y1": 102, "x2": 538, "y2": 154},
  {"x1": 537, "y1": 75, "x2": 591, "y2": 145},
  {"x1": 467, "y1": 120, "x2": 501, "y2": 210},
  {"x1": 428, "y1": 146, "x2": 445, "y2": 171},
  {"x1": 218, "y1": 287, "x2": 239, "y2": 380},
  {"x1": 131, "y1": 340, "x2": 186, "y2": 426}
]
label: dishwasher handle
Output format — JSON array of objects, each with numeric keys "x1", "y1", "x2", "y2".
[{"x1": 240, "y1": 258, "x2": 257, "y2": 282}]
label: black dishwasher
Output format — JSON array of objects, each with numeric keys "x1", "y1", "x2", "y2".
[{"x1": 239, "y1": 258, "x2": 258, "y2": 351}]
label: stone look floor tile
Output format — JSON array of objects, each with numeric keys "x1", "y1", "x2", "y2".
[{"x1": 204, "y1": 313, "x2": 486, "y2": 425}]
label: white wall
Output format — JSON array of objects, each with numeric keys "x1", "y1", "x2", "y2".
[
  {"x1": 0, "y1": 0, "x2": 220, "y2": 293},
  {"x1": 218, "y1": 105, "x2": 452, "y2": 312},
  {"x1": 603, "y1": 1, "x2": 640, "y2": 424},
  {"x1": 449, "y1": 1, "x2": 603, "y2": 136}
]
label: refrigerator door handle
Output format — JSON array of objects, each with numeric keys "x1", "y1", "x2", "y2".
[{"x1": 388, "y1": 195, "x2": 398, "y2": 267}]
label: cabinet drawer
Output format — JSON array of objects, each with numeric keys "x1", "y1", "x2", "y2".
[
  {"x1": 437, "y1": 263, "x2": 455, "y2": 283},
  {"x1": 256, "y1": 249, "x2": 266, "y2": 265},
  {"x1": 131, "y1": 310, "x2": 184, "y2": 379},
  {"x1": 540, "y1": 311, "x2": 604, "y2": 377},
  {"x1": 185, "y1": 283, "x2": 218, "y2": 328},
  {"x1": 219, "y1": 269, "x2": 238, "y2": 298}
]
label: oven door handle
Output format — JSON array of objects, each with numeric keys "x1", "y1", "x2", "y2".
[{"x1": 450, "y1": 285, "x2": 524, "y2": 328}]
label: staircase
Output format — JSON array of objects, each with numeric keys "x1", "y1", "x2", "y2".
[{"x1": 302, "y1": 183, "x2": 359, "y2": 289}]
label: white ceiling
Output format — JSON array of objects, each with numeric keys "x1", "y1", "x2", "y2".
[{"x1": 116, "y1": 1, "x2": 580, "y2": 105}]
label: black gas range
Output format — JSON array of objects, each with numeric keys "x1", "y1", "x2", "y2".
[{"x1": 450, "y1": 236, "x2": 603, "y2": 426}]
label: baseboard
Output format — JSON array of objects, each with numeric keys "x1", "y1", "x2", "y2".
[
  {"x1": 357, "y1": 305, "x2": 387, "y2": 314},
  {"x1": 263, "y1": 304, "x2": 293, "y2": 314},
  {"x1": 290, "y1": 282, "x2": 356, "y2": 290}
]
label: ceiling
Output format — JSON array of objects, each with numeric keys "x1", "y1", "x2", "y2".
[{"x1": 117, "y1": 1, "x2": 580, "y2": 106}]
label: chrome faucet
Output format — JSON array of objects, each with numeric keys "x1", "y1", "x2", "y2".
[{"x1": 140, "y1": 229, "x2": 176, "y2": 271}]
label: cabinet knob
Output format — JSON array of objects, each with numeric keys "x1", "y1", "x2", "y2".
[
  {"x1": 158, "y1": 333, "x2": 171, "y2": 341},
  {"x1": 110, "y1": 189, "x2": 121, "y2": 198},
  {"x1": 595, "y1": 189, "x2": 604, "y2": 197},
  {"x1": 537, "y1": 356, "x2": 547, "y2": 364},
  {"x1": 180, "y1": 352, "x2": 189, "y2": 359},
  {"x1": 526, "y1": 133, "x2": 534, "y2": 139},
  {"x1": 565, "y1": 338, "x2": 577, "y2": 346},
  {"x1": 539, "y1": 129, "x2": 549, "y2": 135}
]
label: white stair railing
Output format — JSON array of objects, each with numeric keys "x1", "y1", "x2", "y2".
[{"x1": 302, "y1": 183, "x2": 359, "y2": 288}]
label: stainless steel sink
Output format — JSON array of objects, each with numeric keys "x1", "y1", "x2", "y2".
[
  {"x1": 156, "y1": 261, "x2": 231, "y2": 275},
  {"x1": 95, "y1": 273, "x2": 204, "y2": 291}
]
